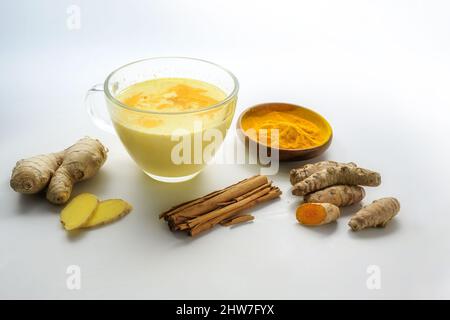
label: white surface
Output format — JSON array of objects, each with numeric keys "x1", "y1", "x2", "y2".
[{"x1": 1, "y1": 0, "x2": 450, "y2": 299}]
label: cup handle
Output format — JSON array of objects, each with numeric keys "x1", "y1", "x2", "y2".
[{"x1": 85, "y1": 83, "x2": 116, "y2": 135}]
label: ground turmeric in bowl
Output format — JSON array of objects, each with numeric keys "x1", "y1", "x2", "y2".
[{"x1": 240, "y1": 104, "x2": 331, "y2": 150}]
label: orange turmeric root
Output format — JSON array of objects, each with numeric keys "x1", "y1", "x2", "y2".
[
  {"x1": 296, "y1": 203, "x2": 340, "y2": 226},
  {"x1": 304, "y1": 185, "x2": 365, "y2": 207},
  {"x1": 292, "y1": 165, "x2": 381, "y2": 196},
  {"x1": 290, "y1": 161, "x2": 357, "y2": 185}
]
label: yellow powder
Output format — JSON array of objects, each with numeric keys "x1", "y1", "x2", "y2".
[{"x1": 241, "y1": 108, "x2": 329, "y2": 150}]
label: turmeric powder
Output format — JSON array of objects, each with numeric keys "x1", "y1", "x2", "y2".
[{"x1": 241, "y1": 107, "x2": 329, "y2": 150}]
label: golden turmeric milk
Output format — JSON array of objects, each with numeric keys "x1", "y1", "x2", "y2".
[
  {"x1": 241, "y1": 105, "x2": 330, "y2": 150},
  {"x1": 119, "y1": 78, "x2": 223, "y2": 113},
  {"x1": 111, "y1": 78, "x2": 235, "y2": 179}
]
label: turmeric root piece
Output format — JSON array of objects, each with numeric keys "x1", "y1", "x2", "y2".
[
  {"x1": 292, "y1": 165, "x2": 381, "y2": 196},
  {"x1": 348, "y1": 197, "x2": 400, "y2": 231},
  {"x1": 290, "y1": 161, "x2": 357, "y2": 185},
  {"x1": 60, "y1": 193, "x2": 98, "y2": 231},
  {"x1": 304, "y1": 185, "x2": 365, "y2": 207},
  {"x1": 46, "y1": 137, "x2": 108, "y2": 204},
  {"x1": 296, "y1": 203, "x2": 340, "y2": 226},
  {"x1": 10, "y1": 152, "x2": 64, "y2": 194},
  {"x1": 83, "y1": 199, "x2": 132, "y2": 228}
]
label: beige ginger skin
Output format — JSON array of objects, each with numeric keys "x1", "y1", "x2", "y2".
[
  {"x1": 348, "y1": 197, "x2": 400, "y2": 231},
  {"x1": 10, "y1": 152, "x2": 64, "y2": 194},
  {"x1": 10, "y1": 137, "x2": 107, "y2": 204}
]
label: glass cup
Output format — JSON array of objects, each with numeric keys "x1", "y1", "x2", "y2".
[{"x1": 86, "y1": 57, "x2": 239, "y2": 183}]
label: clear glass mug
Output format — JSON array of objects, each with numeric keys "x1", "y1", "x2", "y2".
[{"x1": 86, "y1": 57, "x2": 239, "y2": 183}]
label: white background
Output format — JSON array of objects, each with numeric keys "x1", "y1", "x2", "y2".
[{"x1": 1, "y1": 0, "x2": 450, "y2": 299}]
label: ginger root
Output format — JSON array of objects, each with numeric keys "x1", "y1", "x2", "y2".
[
  {"x1": 292, "y1": 165, "x2": 381, "y2": 196},
  {"x1": 83, "y1": 199, "x2": 132, "y2": 228},
  {"x1": 290, "y1": 161, "x2": 356, "y2": 185},
  {"x1": 60, "y1": 193, "x2": 99, "y2": 231},
  {"x1": 348, "y1": 197, "x2": 400, "y2": 231},
  {"x1": 60, "y1": 194, "x2": 132, "y2": 231},
  {"x1": 10, "y1": 153, "x2": 64, "y2": 194},
  {"x1": 10, "y1": 137, "x2": 108, "y2": 204},
  {"x1": 296, "y1": 203, "x2": 340, "y2": 226},
  {"x1": 46, "y1": 137, "x2": 107, "y2": 204},
  {"x1": 304, "y1": 185, "x2": 365, "y2": 207}
]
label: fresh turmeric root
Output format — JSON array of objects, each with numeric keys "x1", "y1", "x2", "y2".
[
  {"x1": 304, "y1": 185, "x2": 365, "y2": 207},
  {"x1": 60, "y1": 193, "x2": 99, "y2": 231},
  {"x1": 83, "y1": 199, "x2": 132, "y2": 228},
  {"x1": 292, "y1": 165, "x2": 381, "y2": 196},
  {"x1": 348, "y1": 197, "x2": 400, "y2": 231},
  {"x1": 290, "y1": 161, "x2": 357, "y2": 185},
  {"x1": 10, "y1": 137, "x2": 108, "y2": 204},
  {"x1": 296, "y1": 203, "x2": 340, "y2": 226}
]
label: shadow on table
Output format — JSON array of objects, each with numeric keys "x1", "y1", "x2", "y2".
[
  {"x1": 15, "y1": 192, "x2": 60, "y2": 215},
  {"x1": 295, "y1": 220, "x2": 338, "y2": 236},
  {"x1": 131, "y1": 167, "x2": 213, "y2": 243}
]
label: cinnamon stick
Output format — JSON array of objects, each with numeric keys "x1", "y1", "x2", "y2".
[
  {"x1": 159, "y1": 175, "x2": 281, "y2": 237},
  {"x1": 160, "y1": 175, "x2": 268, "y2": 220},
  {"x1": 186, "y1": 184, "x2": 272, "y2": 228},
  {"x1": 172, "y1": 184, "x2": 273, "y2": 231},
  {"x1": 220, "y1": 214, "x2": 254, "y2": 227},
  {"x1": 189, "y1": 186, "x2": 281, "y2": 236}
]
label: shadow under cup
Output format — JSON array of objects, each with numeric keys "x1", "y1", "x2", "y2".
[{"x1": 102, "y1": 57, "x2": 239, "y2": 183}]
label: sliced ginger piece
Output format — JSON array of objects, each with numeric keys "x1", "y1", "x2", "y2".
[
  {"x1": 83, "y1": 199, "x2": 132, "y2": 228},
  {"x1": 60, "y1": 193, "x2": 98, "y2": 230},
  {"x1": 296, "y1": 203, "x2": 340, "y2": 226}
]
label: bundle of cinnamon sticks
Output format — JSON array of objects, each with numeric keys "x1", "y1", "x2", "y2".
[{"x1": 159, "y1": 175, "x2": 281, "y2": 236}]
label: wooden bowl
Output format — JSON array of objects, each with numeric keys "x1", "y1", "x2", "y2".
[{"x1": 236, "y1": 102, "x2": 333, "y2": 161}]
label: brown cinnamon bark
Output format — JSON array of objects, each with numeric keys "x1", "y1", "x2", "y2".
[
  {"x1": 160, "y1": 175, "x2": 267, "y2": 219},
  {"x1": 159, "y1": 175, "x2": 281, "y2": 237},
  {"x1": 189, "y1": 187, "x2": 281, "y2": 236},
  {"x1": 220, "y1": 214, "x2": 254, "y2": 227}
]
